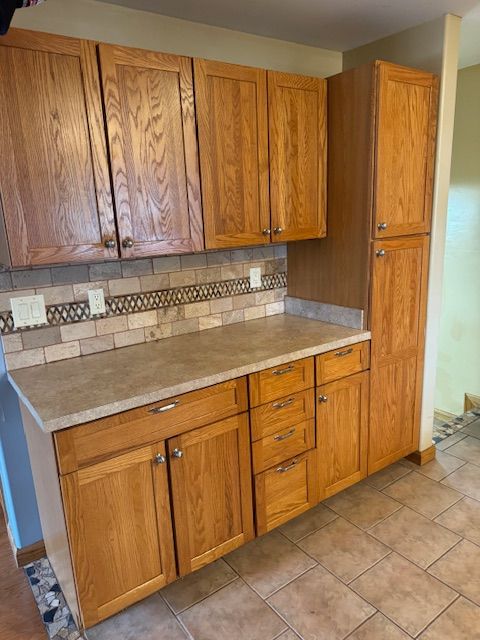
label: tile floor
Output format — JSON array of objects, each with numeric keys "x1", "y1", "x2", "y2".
[{"x1": 25, "y1": 417, "x2": 480, "y2": 640}]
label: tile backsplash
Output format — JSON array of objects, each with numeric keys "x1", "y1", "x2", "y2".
[{"x1": 0, "y1": 246, "x2": 287, "y2": 371}]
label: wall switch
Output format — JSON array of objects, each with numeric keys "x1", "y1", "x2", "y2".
[
  {"x1": 88, "y1": 288, "x2": 106, "y2": 315},
  {"x1": 249, "y1": 267, "x2": 262, "y2": 288},
  {"x1": 10, "y1": 294, "x2": 47, "y2": 328}
]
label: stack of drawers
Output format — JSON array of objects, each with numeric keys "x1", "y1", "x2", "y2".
[{"x1": 248, "y1": 357, "x2": 319, "y2": 535}]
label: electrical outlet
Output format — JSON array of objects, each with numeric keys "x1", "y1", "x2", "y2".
[
  {"x1": 88, "y1": 289, "x2": 106, "y2": 315},
  {"x1": 249, "y1": 267, "x2": 262, "y2": 288},
  {"x1": 10, "y1": 294, "x2": 47, "y2": 328}
]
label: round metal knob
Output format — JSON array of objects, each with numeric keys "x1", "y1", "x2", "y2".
[
  {"x1": 122, "y1": 237, "x2": 134, "y2": 249},
  {"x1": 262, "y1": 228, "x2": 271, "y2": 236},
  {"x1": 172, "y1": 448, "x2": 183, "y2": 459},
  {"x1": 104, "y1": 238, "x2": 116, "y2": 249},
  {"x1": 319, "y1": 395, "x2": 328, "y2": 403},
  {"x1": 376, "y1": 249, "x2": 386, "y2": 257},
  {"x1": 154, "y1": 453, "x2": 166, "y2": 464},
  {"x1": 273, "y1": 227, "x2": 283, "y2": 235},
  {"x1": 377, "y1": 222, "x2": 388, "y2": 231}
]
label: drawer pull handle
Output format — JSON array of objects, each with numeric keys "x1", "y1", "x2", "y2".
[
  {"x1": 154, "y1": 453, "x2": 166, "y2": 464},
  {"x1": 148, "y1": 400, "x2": 179, "y2": 414},
  {"x1": 276, "y1": 458, "x2": 299, "y2": 473},
  {"x1": 272, "y1": 365, "x2": 294, "y2": 376},
  {"x1": 272, "y1": 398, "x2": 294, "y2": 409},
  {"x1": 334, "y1": 348, "x2": 353, "y2": 358},
  {"x1": 172, "y1": 448, "x2": 183, "y2": 459},
  {"x1": 273, "y1": 428, "x2": 296, "y2": 442},
  {"x1": 318, "y1": 395, "x2": 328, "y2": 403}
]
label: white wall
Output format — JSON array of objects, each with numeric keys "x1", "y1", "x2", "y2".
[{"x1": 11, "y1": 0, "x2": 342, "y2": 76}]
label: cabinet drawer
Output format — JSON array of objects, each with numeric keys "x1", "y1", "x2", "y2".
[
  {"x1": 250, "y1": 389, "x2": 314, "y2": 441},
  {"x1": 55, "y1": 378, "x2": 248, "y2": 474},
  {"x1": 249, "y1": 357, "x2": 314, "y2": 407},
  {"x1": 316, "y1": 341, "x2": 370, "y2": 385},
  {"x1": 252, "y1": 419, "x2": 315, "y2": 474},
  {"x1": 255, "y1": 449, "x2": 319, "y2": 535}
]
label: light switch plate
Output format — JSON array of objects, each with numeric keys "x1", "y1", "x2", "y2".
[
  {"x1": 249, "y1": 267, "x2": 262, "y2": 288},
  {"x1": 10, "y1": 294, "x2": 47, "y2": 328},
  {"x1": 88, "y1": 288, "x2": 106, "y2": 315}
]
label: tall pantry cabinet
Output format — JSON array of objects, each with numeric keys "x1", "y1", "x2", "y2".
[{"x1": 288, "y1": 60, "x2": 439, "y2": 474}]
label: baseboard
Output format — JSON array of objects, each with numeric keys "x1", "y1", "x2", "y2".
[
  {"x1": 465, "y1": 393, "x2": 480, "y2": 412},
  {"x1": 434, "y1": 408, "x2": 456, "y2": 423},
  {"x1": 6, "y1": 522, "x2": 45, "y2": 567},
  {"x1": 406, "y1": 445, "x2": 436, "y2": 466}
]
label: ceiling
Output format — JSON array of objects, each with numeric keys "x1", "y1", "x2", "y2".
[{"x1": 99, "y1": 0, "x2": 479, "y2": 52}]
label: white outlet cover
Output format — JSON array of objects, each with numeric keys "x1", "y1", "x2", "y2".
[
  {"x1": 88, "y1": 289, "x2": 106, "y2": 315},
  {"x1": 249, "y1": 267, "x2": 262, "y2": 288},
  {"x1": 10, "y1": 294, "x2": 47, "y2": 328}
]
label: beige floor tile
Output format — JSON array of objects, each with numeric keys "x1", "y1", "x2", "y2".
[
  {"x1": 324, "y1": 484, "x2": 401, "y2": 530},
  {"x1": 441, "y1": 463, "x2": 480, "y2": 500},
  {"x1": 370, "y1": 507, "x2": 460, "y2": 568},
  {"x1": 298, "y1": 517, "x2": 390, "y2": 583},
  {"x1": 383, "y1": 472, "x2": 462, "y2": 519},
  {"x1": 407, "y1": 451, "x2": 466, "y2": 481},
  {"x1": 351, "y1": 553, "x2": 457, "y2": 637},
  {"x1": 348, "y1": 612, "x2": 410, "y2": 639},
  {"x1": 435, "y1": 496, "x2": 480, "y2": 545},
  {"x1": 363, "y1": 463, "x2": 411, "y2": 490},
  {"x1": 444, "y1": 436, "x2": 480, "y2": 465},
  {"x1": 428, "y1": 539, "x2": 480, "y2": 605},
  {"x1": 279, "y1": 503, "x2": 338, "y2": 542},
  {"x1": 179, "y1": 579, "x2": 286, "y2": 640},
  {"x1": 419, "y1": 597, "x2": 480, "y2": 639},
  {"x1": 268, "y1": 565, "x2": 375, "y2": 640},
  {"x1": 225, "y1": 530, "x2": 316, "y2": 598},
  {"x1": 160, "y1": 559, "x2": 237, "y2": 614},
  {"x1": 86, "y1": 594, "x2": 188, "y2": 640},
  {"x1": 436, "y1": 432, "x2": 467, "y2": 451},
  {"x1": 276, "y1": 631, "x2": 300, "y2": 640},
  {"x1": 462, "y1": 419, "x2": 480, "y2": 439}
]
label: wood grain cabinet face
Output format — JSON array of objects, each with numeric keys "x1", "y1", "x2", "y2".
[
  {"x1": 0, "y1": 30, "x2": 117, "y2": 266},
  {"x1": 317, "y1": 371, "x2": 369, "y2": 499},
  {"x1": 374, "y1": 62, "x2": 438, "y2": 238},
  {"x1": 268, "y1": 72, "x2": 327, "y2": 242},
  {"x1": 98, "y1": 45, "x2": 204, "y2": 258},
  {"x1": 168, "y1": 413, "x2": 254, "y2": 576},
  {"x1": 194, "y1": 59, "x2": 270, "y2": 248},
  {"x1": 61, "y1": 442, "x2": 176, "y2": 628}
]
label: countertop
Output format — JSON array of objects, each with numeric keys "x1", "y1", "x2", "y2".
[{"x1": 8, "y1": 314, "x2": 371, "y2": 433}]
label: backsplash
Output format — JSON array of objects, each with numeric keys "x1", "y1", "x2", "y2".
[{"x1": 0, "y1": 246, "x2": 287, "y2": 371}]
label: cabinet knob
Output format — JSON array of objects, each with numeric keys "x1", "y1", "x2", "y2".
[
  {"x1": 262, "y1": 228, "x2": 271, "y2": 236},
  {"x1": 376, "y1": 249, "x2": 386, "y2": 257},
  {"x1": 104, "y1": 238, "x2": 116, "y2": 249},
  {"x1": 172, "y1": 448, "x2": 183, "y2": 459},
  {"x1": 273, "y1": 227, "x2": 283, "y2": 235},
  {"x1": 122, "y1": 237, "x2": 134, "y2": 249},
  {"x1": 318, "y1": 394, "x2": 328, "y2": 403},
  {"x1": 154, "y1": 453, "x2": 166, "y2": 464},
  {"x1": 377, "y1": 222, "x2": 388, "y2": 230}
]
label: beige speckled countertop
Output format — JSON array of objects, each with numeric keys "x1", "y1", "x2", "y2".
[{"x1": 8, "y1": 315, "x2": 370, "y2": 433}]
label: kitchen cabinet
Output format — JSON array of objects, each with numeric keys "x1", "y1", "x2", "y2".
[
  {"x1": 0, "y1": 29, "x2": 117, "y2": 266},
  {"x1": 98, "y1": 45, "x2": 204, "y2": 258}
]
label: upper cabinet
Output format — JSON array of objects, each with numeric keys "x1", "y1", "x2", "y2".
[
  {"x1": 0, "y1": 29, "x2": 117, "y2": 267},
  {"x1": 194, "y1": 59, "x2": 270, "y2": 249},
  {"x1": 268, "y1": 72, "x2": 327, "y2": 242},
  {"x1": 374, "y1": 62, "x2": 438, "y2": 238},
  {"x1": 98, "y1": 45, "x2": 204, "y2": 258}
]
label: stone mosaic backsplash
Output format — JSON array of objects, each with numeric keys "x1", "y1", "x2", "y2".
[{"x1": 0, "y1": 246, "x2": 287, "y2": 371}]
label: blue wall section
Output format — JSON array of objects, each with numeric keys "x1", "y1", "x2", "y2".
[{"x1": 0, "y1": 349, "x2": 42, "y2": 548}]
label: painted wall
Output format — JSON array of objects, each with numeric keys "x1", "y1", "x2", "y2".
[
  {"x1": 344, "y1": 14, "x2": 462, "y2": 451},
  {"x1": 436, "y1": 64, "x2": 480, "y2": 415},
  {"x1": 11, "y1": 0, "x2": 342, "y2": 76}
]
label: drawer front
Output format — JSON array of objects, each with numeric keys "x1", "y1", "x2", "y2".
[
  {"x1": 255, "y1": 449, "x2": 319, "y2": 535},
  {"x1": 250, "y1": 389, "x2": 314, "y2": 441},
  {"x1": 316, "y1": 341, "x2": 370, "y2": 385},
  {"x1": 249, "y1": 357, "x2": 314, "y2": 407},
  {"x1": 55, "y1": 378, "x2": 248, "y2": 474},
  {"x1": 252, "y1": 419, "x2": 315, "y2": 474}
]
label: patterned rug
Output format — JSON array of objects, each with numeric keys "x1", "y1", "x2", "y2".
[{"x1": 432, "y1": 408, "x2": 480, "y2": 444}]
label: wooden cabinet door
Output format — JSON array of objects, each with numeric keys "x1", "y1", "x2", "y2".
[
  {"x1": 268, "y1": 72, "x2": 327, "y2": 242},
  {"x1": 0, "y1": 29, "x2": 117, "y2": 266},
  {"x1": 168, "y1": 414, "x2": 254, "y2": 575},
  {"x1": 61, "y1": 442, "x2": 176, "y2": 628},
  {"x1": 317, "y1": 371, "x2": 369, "y2": 499},
  {"x1": 99, "y1": 45, "x2": 203, "y2": 258},
  {"x1": 374, "y1": 62, "x2": 438, "y2": 238},
  {"x1": 194, "y1": 59, "x2": 270, "y2": 248},
  {"x1": 368, "y1": 236, "x2": 430, "y2": 472}
]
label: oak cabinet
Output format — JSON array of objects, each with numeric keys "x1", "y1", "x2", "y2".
[
  {"x1": 98, "y1": 45, "x2": 204, "y2": 258},
  {"x1": 0, "y1": 29, "x2": 117, "y2": 267}
]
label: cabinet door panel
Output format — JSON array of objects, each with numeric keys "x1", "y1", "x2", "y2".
[
  {"x1": 99, "y1": 45, "x2": 203, "y2": 257},
  {"x1": 168, "y1": 414, "x2": 254, "y2": 575},
  {"x1": 0, "y1": 31, "x2": 117, "y2": 266},
  {"x1": 269, "y1": 72, "x2": 327, "y2": 241},
  {"x1": 61, "y1": 442, "x2": 176, "y2": 628},
  {"x1": 374, "y1": 62, "x2": 438, "y2": 237},
  {"x1": 317, "y1": 371, "x2": 369, "y2": 499},
  {"x1": 194, "y1": 59, "x2": 270, "y2": 248}
]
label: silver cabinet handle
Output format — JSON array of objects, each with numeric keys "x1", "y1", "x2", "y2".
[
  {"x1": 273, "y1": 428, "x2": 296, "y2": 442},
  {"x1": 104, "y1": 238, "x2": 116, "y2": 249},
  {"x1": 276, "y1": 458, "x2": 298, "y2": 473},
  {"x1": 154, "y1": 453, "x2": 166, "y2": 464},
  {"x1": 172, "y1": 448, "x2": 183, "y2": 459},
  {"x1": 319, "y1": 395, "x2": 328, "y2": 403},
  {"x1": 262, "y1": 228, "x2": 271, "y2": 236},
  {"x1": 273, "y1": 227, "x2": 283, "y2": 235},
  {"x1": 272, "y1": 365, "x2": 294, "y2": 376},
  {"x1": 334, "y1": 348, "x2": 353, "y2": 358},
  {"x1": 272, "y1": 398, "x2": 294, "y2": 409},
  {"x1": 376, "y1": 249, "x2": 386, "y2": 257},
  {"x1": 122, "y1": 237, "x2": 134, "y2": 248},
  {"x1": 377, "y1": 222, "x2": 388, "y2": 230},
  {"x1": 148, "y1": 400, "x2": 179, "y2": 414}
]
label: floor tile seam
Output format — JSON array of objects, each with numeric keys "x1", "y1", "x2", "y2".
[
  {"x1": 377, "y1": 486, "x2": 465, "y2": 522},
  {"x1": 160, "y1": 572, "x2": 240, "y2": 617},
  {"x1": 363, "y1": 467, "x2": 413, "y2": 491},
  {"x1": 238, "y1": 560, "x2": 319, "y2": 601},
  {"x1": 415, "y1": 592, "x2": 462, "y2": 639},
  {"x1": 412, "y1": 456, "x2": 468, "y2": 482},
  {"x1": 338, "y1": 608, "x2": 379, "y2": 640},
  {"x1": 152, "y1": 591, "x2": 195, "y2": 640},
  {"x1": 440, "y1": 456, "x2": 480, "y2": 472},
  {"x1": 410, "y1": 591, "x2": 460, "y2": 638},
  {"x1": 277, "y1": 511, "x2": 339, "y2": 545},
  {"x1": 325, "y1": 498, "x2": 403, "y2": 532},
  {"x1": 343, "y1": 549, "x2": 393, "y2": 586}
]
